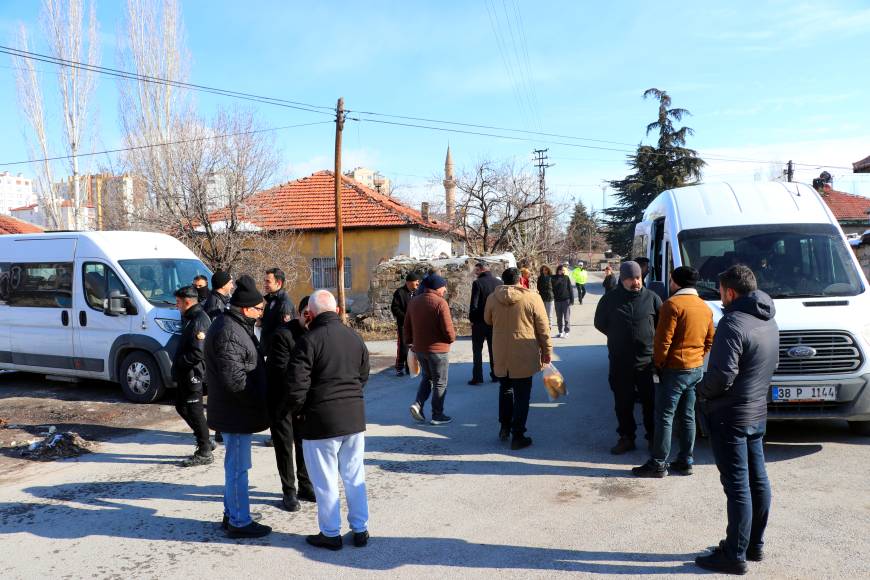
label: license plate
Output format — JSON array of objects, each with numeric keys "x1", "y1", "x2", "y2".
[{"x1": 771, "y1": 386, "x2": 837, "y2": 402}]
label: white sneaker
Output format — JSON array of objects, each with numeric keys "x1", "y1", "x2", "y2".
[
  {"x1": 409, "y1": 402, "x2": 425, "y2": 423},
  {"x1": 556, "y1": 332, "x2": 564, "y2": 338}
]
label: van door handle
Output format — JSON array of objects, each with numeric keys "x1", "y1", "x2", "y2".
[
  {"x1": 61, "y1": 311, "x2": 69, "y2": 326},
  {"x1": 79, "y1": 311, "x2": 87, "y2": 327}
]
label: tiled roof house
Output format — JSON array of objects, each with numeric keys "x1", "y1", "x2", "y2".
[
  {"x1": 819, "y1": 186, "x2": 870, "y2": 235},
  {"x1": 0, "y1": 213, "x2": 44, "y2": 235}
]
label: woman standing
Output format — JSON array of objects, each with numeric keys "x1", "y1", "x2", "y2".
[
  {"x1": 602, "y1": 264, "x2": 618, "y2": 293},
  {"x1": 551, "y1": 265, "x2": 574, "y2": 338},
  {"x1": 519, "y1": 267, "x2": 531, "y2": 289},
  {"x1": 537, "y1": 265, "x2": 554, "y2": 327}
]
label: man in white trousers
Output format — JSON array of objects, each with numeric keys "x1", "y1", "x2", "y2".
[{"x1": 288, "y1": 290, "x2": 371, "y2": 550}]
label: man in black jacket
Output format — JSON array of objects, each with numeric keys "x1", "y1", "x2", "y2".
[
  {"x1": 260, "y1": 267, "x2": 295, "y2": 353},
  {"x1": 205, "y1": 274, "x2": 272, "y2": 539},
  {"x1": 695, "y1": 265, "x2": 778, "y2": 575},
  {"x1": 390, "y1": 273, "x2": 420, "y2": 376},
  {"x1": 289, "y1": 290, "x2": 371, "y2": 551},
  {"x1": 172, "y1": 286, "x2": 213, "y2": 467},
  {"x1": 266, "y1": 296, "x2": 314, "y2": 512},
  {"x1": 203, "y1": 270, "x2": 233, "y2": 320},
  {"x1": 469, "y1": 262, "x2": 500, "y2": 385},
  {"x1": 594, "y1": 261, "x2": 662, "y2": 454}
]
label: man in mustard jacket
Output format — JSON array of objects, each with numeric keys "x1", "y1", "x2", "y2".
[
  {"x1": 485, "y1": 267, "x2": 553, "y2": 451},
  {"x1": 633, "y1": 266, "x2": 714, "y2": 478}
]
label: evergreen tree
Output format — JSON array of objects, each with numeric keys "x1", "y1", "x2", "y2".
[
  {"x1": 604, "y1": 88, "x2": 705, "y2": 257},
  {"x1": 566, "y1": 201, "x2": 603, "y2": 253}
]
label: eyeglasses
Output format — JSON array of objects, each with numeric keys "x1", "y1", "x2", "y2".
[{"x1": 252, "y1": 305, "x2": 265, "y2": 312}]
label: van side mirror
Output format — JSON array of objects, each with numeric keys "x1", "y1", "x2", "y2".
[{"x1": 105, "y1": 290, "x2": 129, "y2": 317}]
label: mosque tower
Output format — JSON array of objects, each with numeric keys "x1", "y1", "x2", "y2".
[{"x1": 443, "y1": 145, "x2": 456, "y2": 222}]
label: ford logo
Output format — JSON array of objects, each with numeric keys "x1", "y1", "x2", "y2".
[{"x1": 787, "y1": 346, "x2": 817, "y2": 359}]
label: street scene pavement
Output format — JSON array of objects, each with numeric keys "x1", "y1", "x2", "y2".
[{"x1": 1, "y1": 278, "x2": 868, "y2": 579}]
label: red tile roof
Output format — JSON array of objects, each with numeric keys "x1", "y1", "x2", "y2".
[
  {"x1": 821, "y1": 188, "x2": 870, "y2": 222},
  {"x1": 0, "y1": 214, "x2": 44, "y2": 234},
  {"x1": 854, "y1": 155, "x2": 870, "y2": 172},
  {"x1": 211, "y1": 171, "x2": 452, "y2": 233}
]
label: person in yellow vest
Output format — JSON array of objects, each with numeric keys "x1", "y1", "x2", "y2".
[{"x1": 570, "y1": 262, "x2": 588, "y2": 305}]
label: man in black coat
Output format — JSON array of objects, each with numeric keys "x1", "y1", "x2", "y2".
[
  {"x1": 205, "y1": 274, "x2": 272, "y2": 539},
  {"x1": 203, "y1": 270, "x2": 234, "y2": 320},
  {"x1": 266, "y1": 295, "x2": 315, "y2": 512},
  {"x1": 289, "y1": 290, "x2": 371, "y2": 551},
  {"x1": 390, "y1": 273, "x2": 420, "y2": 376},
  {"x1": 594, "y1": 261, "x2": 662, "y2": 454},
  {"x1": 172, "y1": 286, "x2": 213, "y2": 467},
  {"x1": 695, "y1": 265, "x2": 778, "y2": 575},
  {"x1": 469, "y1": 262, "x2": 500, "y2": 385},
  {"x1": 260, "y1": 267, "x2": 295, "y2": 353}
]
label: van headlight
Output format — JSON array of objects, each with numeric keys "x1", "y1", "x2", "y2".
[{"x1": 155, "y1": 318, "x2": 183, "y2": 334}]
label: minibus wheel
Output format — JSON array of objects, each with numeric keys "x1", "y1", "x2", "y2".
[{"x1": 119, "y1": 351, "x2": 165, "y2": 403}]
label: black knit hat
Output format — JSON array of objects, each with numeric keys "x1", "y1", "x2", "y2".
[
  {"x1": 211, "y1": 270, "x2": 232, "y2": 290},
  {"x1": 230, "y1": 274, "x2": 264, "y2": 307},
  {"x1": 672, "y1": 266, "x2": 700, "y2": 288}
]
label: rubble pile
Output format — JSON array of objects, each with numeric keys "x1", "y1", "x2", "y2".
[{"x1": 17, "y1": 430, "x2": 94, "y2": 461}]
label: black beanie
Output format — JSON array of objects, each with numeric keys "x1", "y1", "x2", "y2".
[
  {"x1": 672, "y1": 266, "x2": 700, "y2": 288},
  {"x1": 212, "y1": 270, "x2": 231, "y2": 290},
  {"x1": 230, "y1": 274, "x2": 264, "y2": 307}
]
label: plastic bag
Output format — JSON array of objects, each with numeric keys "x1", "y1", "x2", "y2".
[
  {"x1": 542, "y1": 363, "x2": 567, "y2": 401},
  {"x1": 407, "y1": 350, "x2": 421, "y2": 378}
]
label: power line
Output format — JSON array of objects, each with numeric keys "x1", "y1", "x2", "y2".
[{"x1": 0, "y1": 121, "x2": 333, "y2": 167}]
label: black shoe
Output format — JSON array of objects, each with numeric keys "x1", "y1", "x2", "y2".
[
  {"x1": 353, "y1": 530, "x2": 369, "y2": 547},
  {"x1": 180, "y1": 452, "x2": 214, "y2": 467},
  {"x1": 221, "y1": 511, "x2": 262, "y2": 530},
  {"x1": 430, "y1": 414, "x2": 453, "y2": 425},
  {"x1": 695, "y1": 550, "x2": 748, "y2": 575},
  {"x1": 396, "y1": 369, "x2": 405, "y2": 377},
  {"x1": 214, "y1": 432, "x2": 223, "y2": 444},
  {"x1": 306, "y1": 532, "x2": 343, "y2": 551},
  {"x1": 715, "y1": 540, "x2": 764, "y2": 562},
  {"x1": 498, "y1": 427, "x2": 510, "y2": 441},
  {"x1": 282, "y1": 493, "x2": 301, "y2": 512},
  {"x1": 468, "y1": 379, "x2": 483, "y2": 385},
  {"x1": 297, "y1": 487, "x2": 317, "y2": 503},
  {"x1": 610, "y1": 437, "x2": 636, "y2": 455},
  {"x1": 511, "y1": 435, "x2": 532, "y2": 450},
  {"x1": 490, "y1": 374, "x2": 498, "y2": 382},
  {"x1": 669, "y1": 459, "x2": 694, "y2": 476},
  {"x1": 631, "y1": 460, "x2": 667, "y2": 478},
  {"x1": 227, "y1": 520, "x2": 271, "y2": 539}
]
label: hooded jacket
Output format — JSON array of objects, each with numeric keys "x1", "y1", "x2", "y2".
[
  {"x1": 594, "y1": 284, "x2": 662, "y2": 369},
  {"x1": 484, "y1": 285, "x2": 552, "y2": 379},
  {"x1": 551, "y1": 274, "x2": 574, "y2": 303},
  {"x1": 536, "y1": 274, "x2": 554, "y2": 302},
  {"x1": 698, "y1": 290, "x2": 779, "y2": 426}
]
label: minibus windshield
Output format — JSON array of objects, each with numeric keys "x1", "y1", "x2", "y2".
[
  {"x1": 678, "y1": 223, "x2": 864, "y2": 300},
  {"x1": 119, "y1": 258, "x2": 211, "y2": 306}
]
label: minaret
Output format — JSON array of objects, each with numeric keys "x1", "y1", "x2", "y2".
[{"x1": 443, "y1": 145, "x2": 456, "y2": 222}]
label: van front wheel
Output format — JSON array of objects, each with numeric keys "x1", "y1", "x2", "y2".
[
  {"x1": 119, "y1": 352, "x2": 166, "y2": 403},
  {"x1": 847, "y1": 421, "x2": 870, "y2": 436}
]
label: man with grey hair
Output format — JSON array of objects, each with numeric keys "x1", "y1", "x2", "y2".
[{"x1": 288, "y1": 290, "x2": 371, "y2": 550}]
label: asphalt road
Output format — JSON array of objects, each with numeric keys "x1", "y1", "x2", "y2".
[{"x1": 1, "y1": 276, "x2": 868, "y2": 579}]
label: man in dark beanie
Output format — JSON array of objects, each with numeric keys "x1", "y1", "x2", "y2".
[
  {"x1": 633, "y1": 266, "x2": 714, "y2": 478},
  {"x1": 594, "y1": 261, "x2": 662, "y2": 454},
  {"x1": 172, "y1": 285, "x2": 214, "y2": 466},
  {"x1": 203, "y1": 270, "x2": 234, "y2": 320},
  {"x1": 390, "y1": 273, "x2": 420, "y2": 376},
  {"x1": 404, "y1": 274, "x2": 456, "y2": 425},
  {"x1": 205, "y1": 274, "x2": 271, "y2": 538}
]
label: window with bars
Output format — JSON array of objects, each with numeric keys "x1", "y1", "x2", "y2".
[{"x1": 311, "y1": 257, "x2": 352, "y2": 289}]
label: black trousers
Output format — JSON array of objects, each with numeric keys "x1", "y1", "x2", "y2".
[
  {"x1": 608, "y1": 364, "x2": 655, "y2": 440},
  {"x1": 471, "y1": 322, "x2": 495, "y2": 381},
  {"x1": 499, "y1": 376, "x2": 533, "y2": 437},
  {"x1": 175, "y1": 380, "x2": 210, "y2": 451},
  {"x1": 395, "y1": 320, "x2": 409, "y2": 372},
  {"x1": 575, "y1": 283, "x2": 586, "y2": 304},
  {"x1": 270, "y1": 413, "x2": 312, "y2": 497}
]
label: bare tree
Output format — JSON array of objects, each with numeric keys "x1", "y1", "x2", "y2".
[{"x1": 12, "y1": 0, "x2": 100, "y2": 230}]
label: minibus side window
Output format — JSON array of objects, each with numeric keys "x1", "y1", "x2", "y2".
[
  {"x1": 83, "y1": 263, "x2": 127, "y2": 311},
  {"x1": 7, "y1": 262, "x2": 74, "y2": 308},
  {"x1": 0, "y1": 263, "x2": 11, "y2": 304}
]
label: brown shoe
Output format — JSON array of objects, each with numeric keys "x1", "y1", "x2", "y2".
[{"x1": 610, "y1": 437, "x2": 636, "y2": 455}]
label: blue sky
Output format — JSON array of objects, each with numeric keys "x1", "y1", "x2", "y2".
[{"x1": 0, "y1": 0, "x2": 868, "y2": 214}]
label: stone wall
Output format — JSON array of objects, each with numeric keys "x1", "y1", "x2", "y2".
[{"x1": 367, "y1": 254, "x2": 514, "y2": 321}]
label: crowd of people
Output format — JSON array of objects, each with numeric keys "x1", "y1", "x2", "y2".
[{"x1": 169, "y1": 257, "x2": 777, "y2": 574}]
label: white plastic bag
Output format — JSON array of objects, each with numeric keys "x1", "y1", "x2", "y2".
[
  {"x1": 407, "y1": 350, "x2": 421, "y2": 378},
  {"x1": 542, "y1": 363, "x2": 567, "y2": 401}
]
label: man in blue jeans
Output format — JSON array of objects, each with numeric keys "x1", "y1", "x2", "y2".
[
  {"x1": 695, "y1": 265, "x2": 779, "y2": 575},
  {"x1": 633, "y1": 266, "x2": 713, "y2": 477}
]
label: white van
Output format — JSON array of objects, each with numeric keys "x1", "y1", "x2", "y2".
[
  {"x1": 633, "y1": 182, "x2": 870, "y2": 434},
  {"x1": 0, "y1": 231, "x2": 210, "y2": 402}
]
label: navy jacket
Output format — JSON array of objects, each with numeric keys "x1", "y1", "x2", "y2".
[
  {"x1": 172, "y1": 303, "x2": 211, "y2": 388},
  {"x1": 470, "y1": 271, "x2": 500, "y2": 324}
]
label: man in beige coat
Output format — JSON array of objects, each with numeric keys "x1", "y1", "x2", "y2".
[{"x1": 484, "y1": 267, "x2": 553, "y2": 450}]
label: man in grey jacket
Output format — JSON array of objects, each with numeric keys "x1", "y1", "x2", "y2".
[{"x1": 695, "y1": 265, "x2": 778, "y2": 575}]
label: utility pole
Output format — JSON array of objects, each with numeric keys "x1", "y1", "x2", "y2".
[
  {"x1": 786, "y1": 160, "x2": 794, "y2": 182},
  {"x1": 532, "y1": 148, "x2": 553, "y2": 258},
  {"x1": 333, "y1": 97, "x2": 347, "y2": 323}
]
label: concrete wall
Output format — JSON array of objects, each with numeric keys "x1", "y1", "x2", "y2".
[{"x1": 397, "y1": 229, "x2": 453, "y2": 258}]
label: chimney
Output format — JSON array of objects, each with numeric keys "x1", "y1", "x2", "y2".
[{"x1": 421, "y1": 202, "x2": 430, "y2": 222}]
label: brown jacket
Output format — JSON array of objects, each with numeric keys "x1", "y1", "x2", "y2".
[
  {"x1": 403, "y1": 290, "x2": 456, "y2": 353},
  {"x1": 654, "y1": 288, "x2": 715, "y2": 370},
  {"x1": 484, "y1": 285, "x2": 552, "y2": 379}
]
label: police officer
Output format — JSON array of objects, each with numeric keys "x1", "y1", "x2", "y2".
[{"x1": 173, "y1": 286, "x2": 214, "y2": 466}]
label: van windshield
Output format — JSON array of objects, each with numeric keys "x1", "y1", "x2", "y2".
[
  {"x1": 678, "y1": 223, "x2": 864, "y2": 300},
  {"x1": 119, "y1": 259, "x2": 211, "y2": 306}
]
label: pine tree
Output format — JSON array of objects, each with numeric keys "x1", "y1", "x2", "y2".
[
  {"x1": 566, "y1": 201, "x2": 602, "y2": 254},
  {"x1": 604, "y1": 88, "x2": 705, "y2": 257}
]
